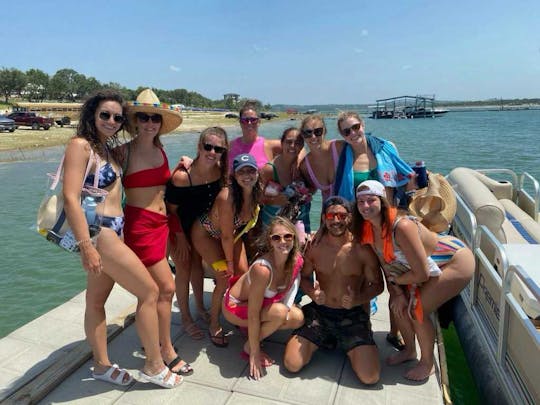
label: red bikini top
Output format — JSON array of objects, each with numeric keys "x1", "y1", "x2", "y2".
[{"x1": 122, "y1": 148, "x2": 171, "y2": 188}]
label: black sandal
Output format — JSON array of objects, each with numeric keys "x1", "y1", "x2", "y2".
[
  {"x1": 208, "y1": 329, "x2": 229, "y2": 347},
  {"x1": 166, "y1": 356, "x2": 193, "y2": 375}
]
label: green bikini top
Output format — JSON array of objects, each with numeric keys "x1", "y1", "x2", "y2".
[{"x1": 353, "y1": 168, "x2": 378, "y2": 189}]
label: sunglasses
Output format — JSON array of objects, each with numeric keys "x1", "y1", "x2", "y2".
[
  {"x1": 136, "y1": 112, "x2": 162, "y2": 123},
  {"x1": 240, "y1": 117, "x2": 259, "y2": 125},
  {"x1": 324, "y1": 212, "x2": 349, "y2": 221},
  {"x1": 342, "y1": 123, "x2": 362, "y2": 137},
  {"x1": 302, "y1": 127, "x2": 324, "y2": 138},
  {"x1": 270, "y1": 233, "x2": 294, "y2": 242},
  {"x1": 202, "y1": 143, "x2": 227, "y2": 154},
  {"x1": 98, "y1": 111, "x2": 125, "y2": 124}
]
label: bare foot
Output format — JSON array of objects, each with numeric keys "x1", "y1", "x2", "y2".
[
  {"x1": 386, "y1": 349, "x2": 417, "y2": 366},
  {"x1": 184, "y1": 322, "x2": 204, "y2": 340},
  {"x1": 404, "y1": 362, "x2": 434, "y2": 381}
]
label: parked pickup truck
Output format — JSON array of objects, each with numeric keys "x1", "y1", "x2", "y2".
[{"x1": 7, "y1": 112, "x2": 54, "y2": 130}]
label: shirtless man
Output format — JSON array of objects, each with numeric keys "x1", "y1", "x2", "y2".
[{"x1": 283, "y1": 196, "x2": 384, "y2": 385}]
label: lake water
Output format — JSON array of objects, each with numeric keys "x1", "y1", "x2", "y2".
[
  {"x1": 1, "y1": 110, "x2": 538, "y2": 402},
  {"x1": 2, "y1": 109, "x2": 539, "y2": 338}
]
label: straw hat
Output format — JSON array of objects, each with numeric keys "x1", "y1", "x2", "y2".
[
  {"x1": 408, "y1": 173, "x2": 456, "y2": 233},
  {"x1": 125, "y1": 88, "x2": 183, "y2": 135}
]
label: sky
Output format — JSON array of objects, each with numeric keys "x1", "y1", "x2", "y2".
[{"x1": 3, "y1": 0, "x2": 540, "y2": 105}]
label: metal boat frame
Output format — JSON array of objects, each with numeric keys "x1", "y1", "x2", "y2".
[{"x1": 449, "y1": 169, "x2": 540, "y2": 404}]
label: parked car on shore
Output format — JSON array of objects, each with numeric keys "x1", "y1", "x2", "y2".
[
  {"x1": 225, "y1": 112, "x2": 239, "y2": 119},
  {"x1": 7, "y1": 112, "x2": 53, "y2": 130},
  {"x1": 0, "y1": 115, "x2": 16, "y2": 132},
  {"x1": 259, "y1": 112, "x2": 278, "y2": 120}
]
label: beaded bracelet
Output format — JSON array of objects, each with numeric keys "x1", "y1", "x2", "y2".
[{"x1": 76, "y1": 238, "x2": 92, "y2": 246}]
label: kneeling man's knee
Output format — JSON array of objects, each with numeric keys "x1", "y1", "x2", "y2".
[
  {"x1": 283, "y1": 354, "x2": 304, "y2": 373},
  {"x1": 357, "y1": 370, "x2": 380, "y2": 385}
]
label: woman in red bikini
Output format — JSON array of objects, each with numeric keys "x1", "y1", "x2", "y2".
[
  {"x1": 121, "y1": 89, "x2": 192, "y2": 377},
  {"x1": 222, "y1": 217, "x2": 304, "y2": 380}
]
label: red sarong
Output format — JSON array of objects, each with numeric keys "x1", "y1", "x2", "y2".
[{"x1": 124, "y1": 205, "x2": 168, "y2": 267}]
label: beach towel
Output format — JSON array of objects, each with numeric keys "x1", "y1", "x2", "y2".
[{"x1": 334, "y1": 135, "x2": 414, "y2": 201}]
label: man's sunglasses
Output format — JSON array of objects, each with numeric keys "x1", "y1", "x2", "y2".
[
  {"x1": 270, "y1": 233, "x2": 294, "y2": 242},
  {"x1": 98, "y1": 111, "x2": 125, "y2": 124},
  {"x1": 324, "y1": 212, "x2": 349, "y2": 221},
  {"x1": 136, "y1": 112, "x2": 162, "y2": 123},
  {"x1": 203, "y1": 143, "x2": 227, "y2": 154},
  {"x1": 240, "y1": 117, "x2": 259, "y2": 125},
  {"x1": 302, "y1": 127, "x2": 324, "y2": 138},
  {"x1": 342, "y1": 123, "x2": 361, "y2": 137}
]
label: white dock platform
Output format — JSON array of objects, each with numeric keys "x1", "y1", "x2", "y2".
[{"x1": 0, "y1": 280, "x2": 444, "y2": 404}]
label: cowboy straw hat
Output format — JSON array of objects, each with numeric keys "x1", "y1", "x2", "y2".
[
  {"x1": 125, "y1": 88, "x2": 183, "y2": 135},
  {"x1": 408, "y1": 172, "x2": 457, "y2": 233}
]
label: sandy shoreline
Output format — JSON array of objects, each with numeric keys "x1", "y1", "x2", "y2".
[{"x1": 0, "y1": 112, "x2": 243, "y2": 154}]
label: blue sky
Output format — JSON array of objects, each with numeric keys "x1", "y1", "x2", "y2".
[{"x1": 4, "y1": 0, "x2": 540, "y2": 105}]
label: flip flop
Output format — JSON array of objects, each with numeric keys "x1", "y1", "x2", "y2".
[
  {"x1": 92, "y1": 364, "x2": 133, "y2": 386},
  {"x1": 166, "y1": 356, "x2": 193, "y2": 375},
  {"x1": 208, "y1": 329, "x2": 229, "y2": 347},
  {"x1": 139, "y1": 366, "x2": 183, "y2": 388}
]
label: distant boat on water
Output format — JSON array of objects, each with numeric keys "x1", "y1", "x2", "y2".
[{"x1": 370, "y1": 95, "x2": 448, "y2": 119}]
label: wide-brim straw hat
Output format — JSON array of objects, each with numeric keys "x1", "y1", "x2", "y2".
[
  {"x1": 408, "y1": 172, "x2": 457, "y2": 233},
  {"x1": 125, "y1": 88, "x2": 183, "y2": 135}
]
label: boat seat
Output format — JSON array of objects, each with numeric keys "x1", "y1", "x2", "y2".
[
  {"x1": 448, "y1": 167, "x2": 540, "y2": 245},
  {"x1": 448, "y1": 167, "x2": 506, "y2": 242},
  {"x1": 500, "y1": 199, "x2": 540, "y2": 244}
]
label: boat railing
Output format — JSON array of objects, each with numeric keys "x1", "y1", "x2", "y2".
[
  {"x1": 466, "y1": 225, "x2": 539, "y2": 404},
  {"x1": 499, "y1": 264, "x2": 540, "y2": 404},
  {"x1": 519, "y1": 172, "x2": 539, "y2": 221}
]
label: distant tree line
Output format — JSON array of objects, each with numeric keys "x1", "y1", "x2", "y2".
[
  {"x1": 437, "y1": 98, "x2": 540, "y2": 107},
  {"x1": 0, "y1": 67, "x2": 268, "y2": 110}
]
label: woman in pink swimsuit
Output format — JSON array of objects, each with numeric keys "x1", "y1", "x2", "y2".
[
  {"x1": 222, "y1": 217, "x2": 304, "y2": 380},
  {"x1": 228, "y1": 101, "x2": 281, "y2": 169},
  {"x1": 298, "y1": 115, "x2": 339, "y2": 202}
]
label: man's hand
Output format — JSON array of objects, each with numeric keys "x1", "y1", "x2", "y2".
[
  {"x1": 342, "y1": 285, "x2": 354, "y2": 309},
  {"x1": 313, "y1": 280, "x2": 326, "y2": 305}
]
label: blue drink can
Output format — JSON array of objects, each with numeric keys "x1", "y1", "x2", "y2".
[{"x1": 413, "y1": 161, "x2": 428, "y2": 189}]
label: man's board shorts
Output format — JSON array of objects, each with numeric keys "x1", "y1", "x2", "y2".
[{"x1": 292, "y1": 302, "x2": 375, "y2": 352}]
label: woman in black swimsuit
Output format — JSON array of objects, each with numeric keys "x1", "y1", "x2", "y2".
[{"x1": 165, "y1": 127, "x2": 229, "y2": 340}]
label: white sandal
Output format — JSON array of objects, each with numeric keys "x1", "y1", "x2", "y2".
[
  {"x1": 92, "y1": 364, "x2": 133, "y2": 386},
  {"x1": 139, "y1": 366, "x2": 183, "y2": 388}
]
